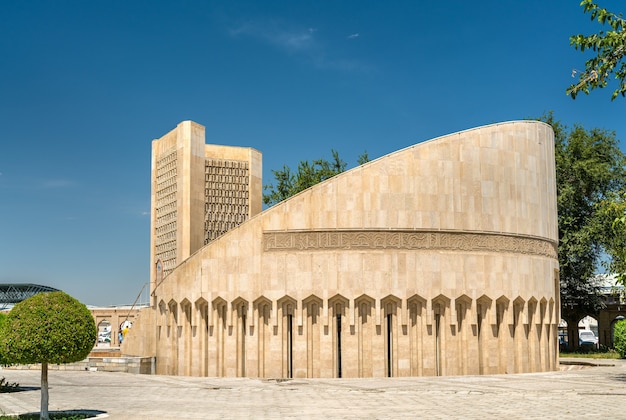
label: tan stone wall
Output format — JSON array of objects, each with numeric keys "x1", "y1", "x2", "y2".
[
  {"x1": 121, "y1": 307, "x2": 156, "y2": 357},
  {"x1": 150, "y1": 121, "x2": 262, "y2": 303},
  {"x1": 90, "y1": 307, "x2": 143, "y2": 348},
  {"x1": 132, "y1": 120, "x2": 559, "y2": 378}
]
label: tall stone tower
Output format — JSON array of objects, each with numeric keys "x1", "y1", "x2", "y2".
[{"x1": 150, "y1": 121, "x2": 262, "y2": 304}]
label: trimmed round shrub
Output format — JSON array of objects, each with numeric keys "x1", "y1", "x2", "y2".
[{"x1": 1, "y1": 292, "x2": 96, "y2": 365}]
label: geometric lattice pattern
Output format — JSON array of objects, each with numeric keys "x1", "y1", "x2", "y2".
[
  {"x1": 154, "y1": 150, "x2": 178, "y2": 278},
  {"x1": 0, "y1": 283, "x2": 60, "y2": 309},
  {"x1": 204, "y1": 158, "x2": 250, "y2": 244}
]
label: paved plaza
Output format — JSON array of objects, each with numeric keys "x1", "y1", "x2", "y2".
[{"x1": 1, "y1": 359, "x2": 626, "y2": 419}]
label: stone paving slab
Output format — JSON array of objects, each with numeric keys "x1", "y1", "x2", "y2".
[{"x1": 1, "y1": 359, "x2": 626, "y2": 419}]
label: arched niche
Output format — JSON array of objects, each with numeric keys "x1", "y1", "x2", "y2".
[
  {"x1": 328, "y1": 294, "x2": 349, "y2": 324},
  {"x1": 168, "y1": 299, "x2": 179, "y2": 326},
  {"x1": 97, "y1": 319, "x2": 112, "y2": 347},
  {"x1": 454, "y1": 294, "x2": 472, "y2": 328},
  {"x1": 211, "y1": 297, "x2": 227, "y2": 330},
  {"x1": 355, "y1": 294, "x2": 376, "y2": 325},
  {"x1": 253, "y1": 295, "x2": 272, "y2": 327},
  {"x1": 303, "y1": 294, "x2": 323, "y2": 323},
  {"x1": 180, "y1": 298, "x2": 192, "y2": 326}
]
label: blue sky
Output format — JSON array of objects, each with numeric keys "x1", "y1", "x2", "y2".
[{"x1": 1, "y1": 1, "x2": 624, "y2": 306}]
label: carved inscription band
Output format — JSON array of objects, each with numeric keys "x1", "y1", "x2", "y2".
[{"x1": 263, "y1": 230, "x2": 557, "y2": 259}]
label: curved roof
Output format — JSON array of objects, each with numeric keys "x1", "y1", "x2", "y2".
[{"x1": 0, "y1": 283, "x2": 60, "y2": 309}]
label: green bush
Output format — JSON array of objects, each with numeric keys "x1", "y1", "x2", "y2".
[
  {"x1": 614, "y1": 319, "x2": 626, "y2": 358},
  {"x1": 0, "y1": 312, "x2": 9, "y2": 366}
]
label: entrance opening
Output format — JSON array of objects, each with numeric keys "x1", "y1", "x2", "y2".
[
  {"x1": 97, "y1": 320, "x2": 111, "y2": 348},
  {"x1": 287, "y1": 314, "x2": 293, "y2": 378},
  {"x1": 336, "y1": 314, "x2": 342, "y2": 378},
  {"x1": 435, "y1": 313, "x2": 441, "y2": 376},
  {"x1": 386, "y1": 313, "x2": 393, "y2": 377},
  {"x1": 477, "y1": 306, "x2": 483, "y2": 374},
  {"x1": 240, "y1": 313, "x2": 246, "y2": 377}
]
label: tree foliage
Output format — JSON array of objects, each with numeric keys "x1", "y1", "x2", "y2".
[
  {"x1": 599, "y1": 192, "x2": 626, "y2": 287},
  {"x1": 1, "y1": 292, "x2": 96, "y2": 365},
  {"x1": 567, "y1": 0, "x2": 626, "y2": 100},
  {"x1": 540, "y1": 113, "x2": 626, "y2": 349},
  {"x1": 0, "y1": 312, "x2": 8, "y2": 366},
  {"x1": 0, "y1": 292, "x2": 96, "y2": 419},
  {"x1": 263, "y1": 149, "x2": 370, "y2": 206},
  {"x1": 614, "y1": 319, "x2": 626, "y2": 358}
]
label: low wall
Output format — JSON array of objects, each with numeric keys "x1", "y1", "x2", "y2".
[{"x1": 2, "y1": 356, "x2": 155, "y2": 375}]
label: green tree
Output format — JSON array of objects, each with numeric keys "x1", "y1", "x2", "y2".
[
  {"x1": 357, "y1": 150, "x2": 370, "y2": 165},
  {"x1": 599, "y1": 192, "x2": 626, "y2": 287},
  {"x1": 540, "y1": 113, "x2": 626, "y2": 350},
  {"x1": 567, "y1": 0, "x2": 626, "y2": 100},
  {"x1": 614, "y1": 319, "x2": 626, "y2": 358},
  {"x1": 0, "y1": 312, "x2": 8, "y2": 366},
  {"x1": 264, "y1": 149, "x2": 370, "y2": 206},
  {"x1": 0, "y1": 292, "x2": 96, "y2": 420}
]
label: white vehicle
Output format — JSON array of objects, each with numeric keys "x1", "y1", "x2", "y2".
[{"x1": 579, "y1": 330, "x2": 598, "y2": 348}]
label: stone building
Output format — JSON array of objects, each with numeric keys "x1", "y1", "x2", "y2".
[
  {"x1": 149, "y1": 121, "x2": 263, "y2": 305},
  {"x1": 124, "y1": 120, "x2": 560, "y2": 378},
  {"x1": 91, "y1": 306, "x2": 144, "y2": 348}
]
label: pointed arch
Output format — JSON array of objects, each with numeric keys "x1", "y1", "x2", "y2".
[
  {"x1": 253, "y1": 295, "x2": 272, "y2": 327},
  {"x1": 476, "y1": 295, "x2": 493, "y2": 326},
  {"x1": 454, "y1": 294, "x2": 472, "y2": 328},
  {"x1": 355, "y1": 294, "x2": 376, "y2": 322},
  {"x1": 495, "y1": 296, "x2": 510, "y2": 330},
  {"x1": 167, "y1": 299, "x2": 179, "y2": 326}
]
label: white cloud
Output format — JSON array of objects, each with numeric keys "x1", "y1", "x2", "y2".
[
  {"x1": 230, "y1": 21, "x2": 317, "y2": 53},
  {"x1": 230, "y1": 20, "x2": 370, "y2": 73}
]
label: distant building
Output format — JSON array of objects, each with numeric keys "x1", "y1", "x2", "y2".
[
  {"x1": 125, "y1": 120, "x2": 560, "y2": 378},
  {"x1": 597, "y1": 275, "x2": 626, "y2": 347},
  {"x1": 558, "y1": 275, "x2": 626, "y2": 348},
  {"x1": 91, "y1": 305, "x2": 147, "y2": 348}
]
